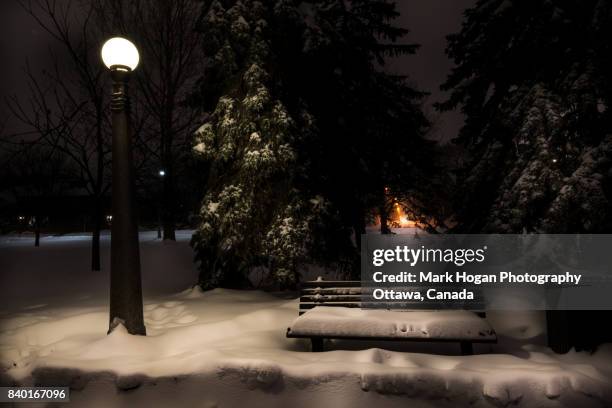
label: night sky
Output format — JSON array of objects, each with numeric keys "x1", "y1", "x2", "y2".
[
  {"x1": 0, "y1": 1, "x2": 60, "y2": 134},
  {"x1": 395, "y1": 0, "x2": 475, "y2": 142},
  {"x1": 0, "y1": 0, "x2": 474, "y2": 143}
]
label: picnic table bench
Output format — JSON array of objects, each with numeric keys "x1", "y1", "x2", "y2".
[{"x1": 286, "y1": 279, "x2": 497, "y2": 355}]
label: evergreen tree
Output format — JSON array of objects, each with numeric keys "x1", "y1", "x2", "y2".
[
  {"x1": 191, "y1": 0, "x2": 429, "y2": 288},
  {"x1": 282, "y1": 0, "x2": 431, "y2": 240},
  {"x1": 441, "y1": 0, "x2": 612, "y2": 353},
  {"x1": 191, "y1": 0, "x2": 334, "y2": 288},
  {"x1": 440, "y1": 0, "x2": 612, "y2": 233}
]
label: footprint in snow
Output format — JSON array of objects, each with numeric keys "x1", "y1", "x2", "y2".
[{"x1": 144, "y1": 301, "x2": 195, "y2": 326}]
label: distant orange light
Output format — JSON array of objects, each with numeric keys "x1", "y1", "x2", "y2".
[{"x1": 399, "y1": 216, "x2": 416, "y2": 227}]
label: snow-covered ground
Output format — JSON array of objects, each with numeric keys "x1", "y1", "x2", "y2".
[
  {"x1": 1, "y1": 231, "x2": 611, "y2": 407},
  {"x1": 0, "y1": 230, "x2": 198, "y2": 311}
]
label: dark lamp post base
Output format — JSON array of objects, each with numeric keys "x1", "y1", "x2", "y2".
[{"x1": 108, "y1": 67, "x2": 146, "y2": 336}]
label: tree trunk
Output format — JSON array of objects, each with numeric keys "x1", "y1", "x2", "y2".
[
  {"x1": 162, "y1": 165, "x2": 176, "y2": 241},
  {"x1": 353, "y1": 209, "x2": 366, "y2": 252},
  {"x1": 546, "y1": 310, "x2": 570, "y2": 353},
  {"x1": 91, "y1": 202, "x2": 101, "y2": 271},
  {"x1": 380, "y1": 210, "x2": 391, "y2": 234},
  {"x1": 352, "y1": 206, "x2": 366, "y2": 280},
  {"x1": 160, "y1": 96, "x2": 177, "y2": 241},
  {"x1": 34, "y1": 216, "x2": 40, "y2": 247},
  {"x1": 379, "y1": 189, "x2": 391, "y2": 234},
  {"x1": 157, "y1": 205, "x2": 162, "y2": 239}
]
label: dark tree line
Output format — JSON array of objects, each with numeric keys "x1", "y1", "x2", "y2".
[
  {"x1": 438, "y1": 0, "x2": 612, "y2": 352},
  {"x1": 0, "y1": 143, "x2": 72, "y2": 247}
]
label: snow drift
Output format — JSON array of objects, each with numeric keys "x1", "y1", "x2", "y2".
[{"x1": 1, "y1": 232, "x2": 611, "y2": 407}]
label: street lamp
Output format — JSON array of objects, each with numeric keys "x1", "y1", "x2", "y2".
[{"x1": 102, "y1": 37, "x2": 146, "y2": 336}]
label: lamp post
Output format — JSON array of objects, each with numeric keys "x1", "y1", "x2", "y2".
[{"x1": 102, "y1": 37, "x2": 146, "y2": 336}]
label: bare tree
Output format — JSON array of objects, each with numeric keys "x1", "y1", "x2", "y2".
[
  {"x1": 8, "y1": 0, "x2": 110, "y2": 270},
  {"x1": 95, "y1": 0, "x2": 202, "y2": 240}
]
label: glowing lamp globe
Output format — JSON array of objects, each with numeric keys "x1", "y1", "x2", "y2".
[{"x1": 101, "y1": 37, "x2": 139, "y2": 71}]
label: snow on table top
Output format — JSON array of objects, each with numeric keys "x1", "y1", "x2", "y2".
[{"x1": 288, "y1": 307, "x2": 496, "y2": 340}]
